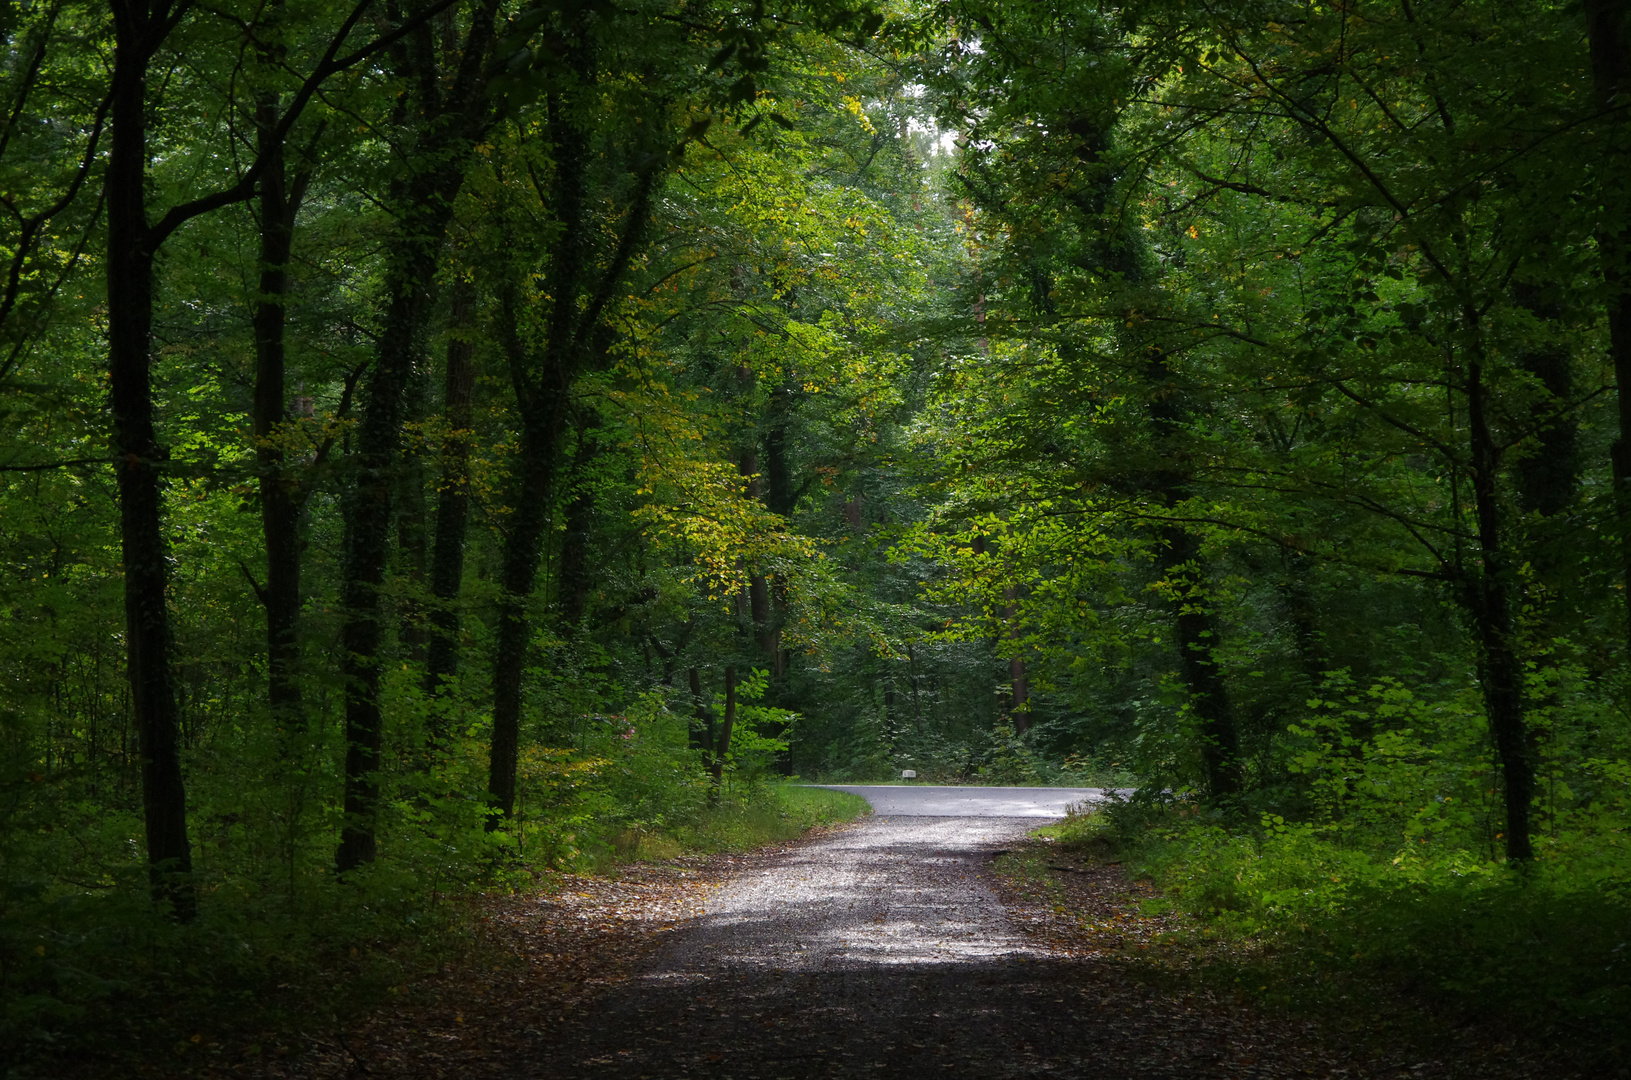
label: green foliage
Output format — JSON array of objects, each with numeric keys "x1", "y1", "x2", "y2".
[
  {"x1": 1119, "y1": 816, "x2": 1631, "y2": 1061},
  {"x1": 5, "y1": 0, "x2": 1631, "y2": 1068}
]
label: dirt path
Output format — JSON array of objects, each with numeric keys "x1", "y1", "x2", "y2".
[
  {"x1": 275, "y1": 816, "x2": 1568, "y2": 1079},
  {"x1": 500, "y1": 817, "x2": 1345, "y2": 1079}
]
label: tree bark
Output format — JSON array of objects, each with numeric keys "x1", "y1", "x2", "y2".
[
  {"x1": 1277, "y1": 549, "x2": 1328, "y2": 689},
  {"x1": 1145, "y1": 350, "x2": 1243, "y2": 798},
  {"x1": 710, "y1": 665, "x2": 737, "y2": 801},
  {"x1": 1584, "y1": 0, "x2": 1631, "y2": 653},
  {"x1": 1466, "y1": 346, "x2": 1534, "y2": 861},
  {"x1": 396, "y1": 364, "x2": 431, "y2": 664},
  {"x1": 1158, "y1": 525, "x2": 1243, "y2": 798},
  {"x1": 554, "y1": 421, "x2": 600, "y2": 631},
  {"x1": 335, "y1": 1, "x2": 499, "y2": 872},
  {"x1": 487, "y1": 418, "x2": 560, "y2": 825},
  {"x1": 482, "y1": 61, "x2": 660, "y2": 822},
  {"x1": 422, "y1": 272, "x2": 478, "y2": 717},
  {"x1": 735, "y1": 446, "x2": 776, "y2": 661},
  {"x1": 337, "y1": 181, "x2": 471, "y2": 870},
  {"x1": 104, "y1": 0, "x2": 459, "y2": 901},
  {"x1": 107, "y1": 2, "x2": 194, "y2": 918},
  {"x1": 251, "y1": 27, "x2": 313, "y2": 738},
  {"x1": 689, "y1": 666, "x2": 713, "y2": 755},
  {"x1": 1008, "y1": 658, "x2": 1029, "y2": 732},
  {"x1": 761, "y1": 383, "x2": 795, "y2": 675},
  {"x1": 1003, "y1": 585, "x2": 1029, "y2": 733}
]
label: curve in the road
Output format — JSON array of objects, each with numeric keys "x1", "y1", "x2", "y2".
[{"x1": 813, "y1": 783, "x2": 1106, "y2": 818}]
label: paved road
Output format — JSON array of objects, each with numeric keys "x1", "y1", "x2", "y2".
[
  {"x1": 535, "y1": 812, "x2": 1302, "y2": 1079},
  {"x1": 814, "y1": 783, "x2": 1108, "y2": 818}
]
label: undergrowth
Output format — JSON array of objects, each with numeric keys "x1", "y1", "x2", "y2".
[
  {"x1": 1043, "y1": 805, "x2": 1631, "y2": 1072},
  {"x1": 601, "y1": 783, "x2": 869, "y2": 866},
  {"x1": 1, "y1": 681, "x2": 867, "y2": 1078}
]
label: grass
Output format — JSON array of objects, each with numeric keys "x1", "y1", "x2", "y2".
[
  {"x1": 1032, "y1": 806, "x2": 1631, "y2": 1075},
  {"x1": 608, "y1": 782, "x2": 870, "y2": 864},
  {"x1": 5, "y1": 780, "x2": 870, "y2": 1078}
]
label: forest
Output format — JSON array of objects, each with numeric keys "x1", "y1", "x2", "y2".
[{"x1": 3, "y1": 0, "x2": 1630, "y2": 1071}]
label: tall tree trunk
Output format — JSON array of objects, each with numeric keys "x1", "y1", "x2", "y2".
[
  {"x1": 737, "y1": 448, "x2": 776, "y2": 661},
  {"x1": 1145, "y1": 349, "x2": 1243, "y2": 798},
  {"x1": 107, "y1": 5, "x2": 194, "y2": 919},
  {"x1": 483, "y1": 28, "x2": 660, "y2": 821},
  {"x1": 1584, "y1": 0, "x2": 1631, "y2": 652},
  {"x1": 1003, "y1": 585, "x2": 1029, "y2": 733},
  {"x1": 104, "y1": 0, "x2": 453, "y2": 902},
  {"x1": 1277, "y1": 549, "x2": 1328, "y2": 689},
  {"x1": 396, "y1": 363, "x2": 431, "y2": 665},
  {"x1": 1466, "y1": 344, "x2": 1534, "y2": 861},
  {"x1": 337, "y1": 184, "x2": 468, "y2": 871},
  {"x1": 1511, "y1": 286, "x2": 1579, "y2": 523},
  {"x1": 907, "y1": 644, "x2": 923, "y2": 733},
  {"x1": 335, "y1": 3, "x2": 499, "y2": 872},
  {"x1": 557, "y1": 449, "x2": 596, "y2": 629},
  {"x1": 1008, "y1": 659, "x2": 1029, "y2": 731},
  {"x1": 689, "y1": 665, "x2": 713, "y2": 756},
  {"x1": 763, "y1": 384, "x2": 795, "y2": 516},
  {"x1": 1158, "y1": 525, "x2": 1243, "y2": 797},
  {"x1": 487, "y1": 421, "x2": 560, "y2": 825},
  {"x1": 761, "y1": 385, "x2": 795, "y2": 676},
  {"x1": 710, "y1": 665, "x2": 737, "y2": 802},
  {"x1": 251, "y1": 48, "x2": 312, "y2": 738},
  {"x1": 422, "y1": 272, "x2": 478, "y2": 718}
]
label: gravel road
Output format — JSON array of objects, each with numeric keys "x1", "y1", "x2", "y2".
[
  {"x1": 534, "y1": 806, "x2": 1323, "y2": 1079},
  {"x1": 812, "y1": 784, "x2": 1107, "y2": 818},
  {"x1": 289, "y1": 788, "x2": 1567, "y2": 1080}
]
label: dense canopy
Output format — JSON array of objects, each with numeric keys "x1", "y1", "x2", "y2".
[{"x1": 3, "y1": 0, "x2": 1629, "y2": 1068}]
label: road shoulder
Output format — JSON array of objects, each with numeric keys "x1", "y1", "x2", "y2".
[{"x1": 987, "y1": 828, "x2": 1583, "y2": 1080}]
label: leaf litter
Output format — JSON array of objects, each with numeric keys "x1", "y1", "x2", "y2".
[{"x1": 193, "y1": 820, "x2": 1595, "y2": 1079}]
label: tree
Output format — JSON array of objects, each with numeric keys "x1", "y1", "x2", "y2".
[
  {"x1": 334, "y1": 0, "x2": 501, "y2": 872},
  {"x1": 98, "y1": 0, "x2": 470, "y2": 902}
]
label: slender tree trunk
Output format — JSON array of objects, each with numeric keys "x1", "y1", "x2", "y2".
[
  {"x1": 1584, "y1": 0, "x2": 1631, "y2": 652},
  {"x1": 252, "y1": 75, "x2": 306, "y2": 737},
  {"x1": 907, "y1": 644, "x2": 922, "y2": 733},
  {"x1": 483, "y1": 67, "x2": 593, "y2": 827},
  {"x1": 1466, "y1": 347, "x2": 1534, "y2": 861},
  {"x1": 337, "y1": 226, "x2": 449, "y2": 870},
  {"x1": 422, "y1": 273, "x2": 478, "y2": 716},
  {"x1": 557, "y1": 487, "x2": 594, "y2": 628},
  {"x1": 1158, "y1": 525, "x2": 1243, "y2": 797},
  {"x1": 736, "y1": 447, "x2": 776, "y2": 660},
  {"x1": 1009, "y1": 657, "x2": 1029, "y2": 730},
  {"x1": 483, "y1": 28, "x2": 661, "y2": 820},
  {"x1": 1277, "y1": 549, "x2": 1328, "y2": 689},
  {"x1": 487, "y1": 424, "x2": 559, "y2": 825},
  {"x1": 762, "y1": 385, "x2": 795, "y2": 676},
  {"x1": 1142, "y1": 343, "x2": 1243, "y2": 798},
  {"x1": 334, "y1": 2, "x2": 499, "y2": 872},
  {"x1": 710, "y1": 665, "x2": 737, "y2": 801},
  {"x1": 1003, "y1": 585, "x2": 1029, "y2": 733},
  {"x1": 557, "y1": 428, "x2": 597, "y2": 629},
  {"x1": 396, "y1": 364, "x2": 431, "y2": 665},
  {"x1": 763, "y1": 384, "x2": 795, "y2": 516},
  {"x1": 107, "y1": 4, "x2": 194, "y2": 920},
  {"x1": 689, "y1": 666, "x2": 713, "y2": 756},
  {"x1": 1512, "y1": 285, "x2": 1579, "y2": 523}
]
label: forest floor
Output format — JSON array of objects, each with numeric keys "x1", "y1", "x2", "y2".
[{"x1": 220, "y1": 817, "x2": 1583, "y2": 1080}]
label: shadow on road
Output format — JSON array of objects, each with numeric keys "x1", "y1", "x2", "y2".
[{"x1": 544, "y1": 954, "x2": 1262, "y2": 1079}]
